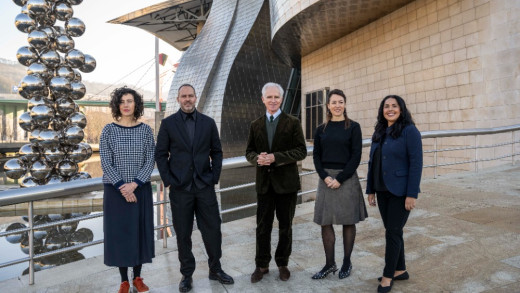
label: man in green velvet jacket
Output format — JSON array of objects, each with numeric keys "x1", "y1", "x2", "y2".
[{"x1": 245, "y1": 82, "x2": 307, "y2": 283}]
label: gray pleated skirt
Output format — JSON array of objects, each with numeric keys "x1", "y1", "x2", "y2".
[{"x1": 313, "y1": 169, "x2": 368, "y2": 225}]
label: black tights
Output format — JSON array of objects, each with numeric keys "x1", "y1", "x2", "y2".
[
  {"x1": 118, "y1": 265, "x2": 142, "y2": 282},
  {"x1": 321, "y1": 224, "x2": 356, "y2": 266}
]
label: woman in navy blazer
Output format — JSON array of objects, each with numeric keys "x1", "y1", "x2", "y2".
[{"x1": 366, "y1": 95, "x2": 422, "y2": 293}]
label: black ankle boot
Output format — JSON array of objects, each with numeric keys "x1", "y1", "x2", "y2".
[{"x1": 311, "y1": 263, "x2": 338, "y2": 279}]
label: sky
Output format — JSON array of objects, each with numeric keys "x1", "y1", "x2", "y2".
[{"x1": 0, "y1": 0, "x2": 184, "y2": 98}]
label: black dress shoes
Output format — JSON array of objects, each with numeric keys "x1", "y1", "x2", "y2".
[
  {"x1": 251, "y1": 267, "x2": 269, "y2": 283},
  {"x1": 209, "y1": 269, "x2": 235, "y2": 284},
  {"x1": 377, "y1": 280, "x2": 394, "y2": 293},
  {"x1": 377, "y1": 271, "x2": 409, "y2": 282},
  {"x1": 179, "y1": 276, "x2": 192, "y2": 293}
]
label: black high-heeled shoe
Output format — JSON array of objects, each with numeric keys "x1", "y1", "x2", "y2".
[
  {"x1": 338, "y1": 262, "x2": 352, "y2": 279},
  {"x1": 311, "y1": 264, "x2": 338, "y2": 279}
]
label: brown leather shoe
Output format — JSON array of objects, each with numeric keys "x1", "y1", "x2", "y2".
[
  {"x1": 251, "y1": 267, "x2": 269, "y2": 283},
  {"x1": 278, "y1": 266, "x2": 290, "y2": 281}
]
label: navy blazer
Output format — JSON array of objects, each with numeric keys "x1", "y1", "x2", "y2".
[
  {"x1": 155, "y1": 109, "x2": 223, "y2": 189},
  {"x1": 366, "y1": 124, "x2": 423, "y2": 198}
]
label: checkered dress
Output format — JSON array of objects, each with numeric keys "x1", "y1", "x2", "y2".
[{"x1": 100, "y1": 123, "x2": 155, "y2": 187}]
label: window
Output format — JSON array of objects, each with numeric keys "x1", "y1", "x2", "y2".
[{"x1": 304, "y1": 88, "x2": 328, "y2": 140}]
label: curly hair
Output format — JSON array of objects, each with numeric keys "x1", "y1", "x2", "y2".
[
  {"x1": 109, "y1": 87, "x2": 144, "y2": 121},
  {"x1": 372, "y1": 95, "x2": 415, "y2": 142}
]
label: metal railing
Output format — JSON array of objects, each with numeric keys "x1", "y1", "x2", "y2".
[{"x1": 0, "y1": 123, "x2": 519, "y2": 285}]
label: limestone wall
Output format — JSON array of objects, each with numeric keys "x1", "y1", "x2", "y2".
[{"x1": 301, "y1": 0, "x2": 520, "y2": 175}]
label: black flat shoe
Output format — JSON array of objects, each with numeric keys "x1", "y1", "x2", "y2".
[
  {"x1": 338, "y1": 263, "x2": 352, "y2": 279},
  {"x1": 377, "y1": 280, "x2": 393, "y2": 293},
  {"x1": 209, "y1": 269, "x2": 234, "y2": 284},
  {"x1": 179, "y1": 276, "x2": 192, "y2": 293},
  {"x1": 311, "y1": 264, "x2": 338, "y2": 279},
  {"x1": 377, "y1": 271, "x2": 409, "y2": 282}
]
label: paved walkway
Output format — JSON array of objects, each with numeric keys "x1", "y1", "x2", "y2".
[{"x1": 2, "y1": 164, "x2": 520, "y2": 292}]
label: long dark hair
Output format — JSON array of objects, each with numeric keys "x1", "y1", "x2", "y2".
[
  {"x1": 372, "y1": 95, "x2": 414, "y2": 142},
  {"x1": 109, "y1": 86, "x2": 144, "y2": 121},
  {"x1": 322, "y1": 89, "x2": 350, "y2": 131}
]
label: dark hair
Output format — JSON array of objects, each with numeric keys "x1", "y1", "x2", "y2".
[
  {"x1": 177, "y1": 84, "x2": 197, "y2": 96},
  {"x1": 323, "y1": 89, "x2": 350, "y2": 131},
  {"x1": 109, "y1": 86, "x2": 144, "y2": 121},
  {"x1": 372, "y1": 95, "x2": 415, "y2": 142}
]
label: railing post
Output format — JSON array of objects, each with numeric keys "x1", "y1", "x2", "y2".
[
  {"x1": 28, "y1": 201, "x2": 34, "y2": 285},
  {"x1": 434, "y1": 138, "x2": 438, "y2": 179},
  {"x1": 475, "y1": 135, "x2": 479, "y2": 172},
  {"x1": 513, "y1": 130, "x2": 516, "y2": 166},
  {"x1": 162, "y1": 183, "x2": 168, "y2": 248}
]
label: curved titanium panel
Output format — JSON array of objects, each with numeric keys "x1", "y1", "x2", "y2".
[
  {"x1": 270, "y1": 0, "x2": 414, "y2": 68},
  {"x1": 165, "y1": 0, "x2": 238, "y2": 115}
]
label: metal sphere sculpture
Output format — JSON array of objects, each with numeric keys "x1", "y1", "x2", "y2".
[{"x1": 5, "y1": 0, "x2": 94, "y2": 185}]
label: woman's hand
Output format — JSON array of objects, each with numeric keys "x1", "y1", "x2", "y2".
[
  {"x1": 326, "y1": 178, "x2": 341, "y2": 189},
  {"x1": 368, "y1": 194, "x2": 376, "y2": 206},
  {"x1": 123, "y1": 192, "x2": 137, "y2": 203},
  {"x1": 119, "y1": 182, "x2": 137, "y2": 197},
  {"x1": 405, "y1": 197, "x2": 416, "y2": 211}
]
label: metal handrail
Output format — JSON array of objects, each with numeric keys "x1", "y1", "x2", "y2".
[{"x1": 0, "y1": 123, "x2": 519, "y2": 285}]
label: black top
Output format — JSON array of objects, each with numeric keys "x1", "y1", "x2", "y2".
[
  {"x1": 371, "y1": 139, "x2": 388, "y2": 192},
  {"x1": 313, "y1": 120, "x2": 362, "y2": 183}
]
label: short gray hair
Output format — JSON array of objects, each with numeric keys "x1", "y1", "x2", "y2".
[{"x1": 261, "y1": 82, "x2": 284, "y2": 98}]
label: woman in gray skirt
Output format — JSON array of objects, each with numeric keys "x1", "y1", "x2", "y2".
[{"x1": 311, "y1": 89, "x2": 367, "y2": 280}]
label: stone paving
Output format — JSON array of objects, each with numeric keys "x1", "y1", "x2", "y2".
[{"x1": 1, "y1": 164, "x2": 520, "y2": 292}]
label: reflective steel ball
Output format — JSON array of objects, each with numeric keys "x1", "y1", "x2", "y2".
[
  {"x1": 19, "y1": 143, "x2": 41, "y2": 162},
  {"x1": 5, "y1": 223, "x2": 27, "y2": 244},
  {"x1": 55, "y1": 34, "x2": 74, "y2": 53},
  {"x1": 28, "y1": 96, "x2": 52, "y2": 110},
  {"x1": 46, "y1": 174, "x2": 66, "y2": 185},
  {"x1": 70, "y1": 82, "x2": 85, "y2": 100},
  {"x1": 30, "y1": 160, "x2": 52, "y2": 180},
  {"x1": 66, "y1": 144, "x2": 87, "y2": 162},
  {"x1": 19, "y1": 74, "x2": 45, "y2": 99},
  {"x1": 65, "y1": 49, "x2": 85, "y2": 68},
  {"x1": 4, "y1": 158, "x2": 27, "y2": 179},
  {"x1": 63, "y1": 125, "x2": 84, "y2": 145},
  {"x1": 55, "y1": 65, "x2": 75, "y2": 80},
  {"x1": 13, "y1": 0, "x2": 28, "y2": 7},
  {"x1": 16, "y1": 46, "x2": 38, "y2": 66},
  {"x1": 49, "y1": 76, "x2": 72, "y2": 98},
  {"x1": 27, "y1": 28, "x2": 50, "y2": 51},
  {"x1": 54, "y1": 2, "x2": 73, "y2": 21},
  {"x1": 65, "y1": 17, "x2": 85, "y2": 37},
  {"x1": 57, "y1": 160, "x2": 78, "y2": 177},
  {"x1": 43, "y1": 147, "x2": 65, "y2": 164},
  {"x1": 14, "y1": 13, "x2": 35, "y2": 33},
  {"x1": 50, "y1": 116, "x2": 68, "y2": 131},
  {"x1": 79, "y1": 142, "x2": 92, "y2": 160},
  {"x1": 55, "y1": 97, "x2": 76, "y2": 117},
  {"x1": 29, "y1": 129, "x2": 41, "y2": 145},
  {"x1": 18, "y1": 111, "x2": 34, "y2": 131},
  {"x1": 38, "y1": 129, "x2": 60, "y2": 149},
  {"x1": 79, "y1": 54, "x2": 96, "y2": 73},
  {"x1": 27, "y1": 0, "x2": 50, "y2": 18},
  {"x1": 27, "y1": 62, "x2": 53, "y2": 83},
  {"x1": 67, "y1": 112, "x2": 86, "y2": 128},
  {"x1": 20, "y1": 176, "x2": 39, "y2": 188},
  {"x1": 39, "y1": 49, "x2": 61, "y2": 69},
  {"x1": 30, "y1": 104, "x2": 55, "y2": 125}
]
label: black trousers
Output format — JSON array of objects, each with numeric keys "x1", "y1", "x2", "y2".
[
  {"x1": 169, "y1": 185, "x2": 222, "y2": 277},
  {"x1": 376, "y1": 191, "x2": 410, "y2": 278},
  {"x1": 255, "y1": 185, "x2": 297, "y2": 268}
]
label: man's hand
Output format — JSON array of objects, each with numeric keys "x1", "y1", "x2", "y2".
[{"x1": 257, "y1": 152, "x2": 275, "y2": 166}]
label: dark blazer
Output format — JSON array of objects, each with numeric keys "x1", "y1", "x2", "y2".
[
  {"x1": 366, "y1": 124, "x2": 423, "y2": 198},
  {"x1": 155, "y1": 109, "x2": 223, "y2": 190},
  {"x1": 245, "y1": 112, "x2": 307, "y2": 194}
]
